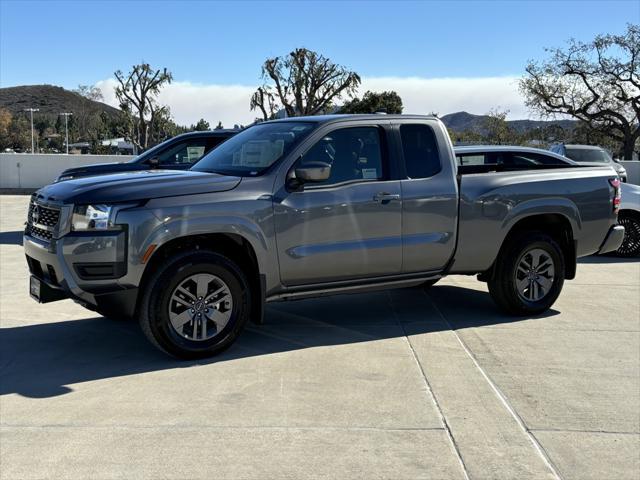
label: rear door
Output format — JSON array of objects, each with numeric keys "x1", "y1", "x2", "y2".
[
  {"x1": 274, "y1": 124, "x2": 403, "y2": 286},
  {"x1": 397, "y1": 122, "x2": 458, "y2": 273}
]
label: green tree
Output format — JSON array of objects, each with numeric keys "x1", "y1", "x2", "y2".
[
  {"x1": 0, "y1": 108, "x2": 12, "y2": 150},
  {"x1": 483, "y1": 108, "x2": 514, "y2": 145},
  {"x1": 520, "y1": 23, "x2": 640, "y2": 159},
  {"x1": 214, "y1": 121, "x2": 224, "y2": 130},
  {"x1": 7, "y1": 116, "x2": 31, "y2": 151},
  {"x1": 341, "y1": 90, "x2": 403, "y2": 114},
  {"x1": 250, "y1": 48, "x2": 361, "y2": 120},
  {"x1": 114, "y1": 62, "x2": 173, "y2": 149},
  {"x1": 192, "y1": 118, "x2": 210, "y2": 131}
]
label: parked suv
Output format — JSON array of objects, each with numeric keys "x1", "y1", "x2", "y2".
[
  {"x1": 25, "y1": 115, "x2": 623, "y2": 359},
  {"x1": 55, "y1": 130, "x2": 239, "y2": 181},
  {"x1": 550, "y1": 144, "x2": 627, "y2": 182}
]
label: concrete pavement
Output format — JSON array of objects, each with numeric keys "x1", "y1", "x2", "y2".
[{"x1": 1, "y1": 195, "x2": 638, "y2": 479}]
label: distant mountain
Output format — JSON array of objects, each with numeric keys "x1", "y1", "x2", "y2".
[
  {"x1": 441, "y1": 111, "x2": 577, "y2": 134},
  {"x1": 0, "y1": 85, "x2": 120, "y2": 118}
]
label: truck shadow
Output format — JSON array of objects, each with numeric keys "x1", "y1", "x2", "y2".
[
  {"x1": 0, "y1": 285, "x2": 557, "y2": 399},
  {"x1": 0, "y1": 231, "x2": 23, "y2": 246},
  {"x1": 578, "y1": 255, "x2": 639, "y2": 264}
]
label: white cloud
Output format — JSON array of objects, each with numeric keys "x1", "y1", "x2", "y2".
[
  {"x1": 360, "y1": 76, "x2": 528, "y2": 119},
  {"x1": 95, "y1": 75, "x2": 531, "y2": 127},
  {"x1": 95, "y1": 78, "x2": 257, "y2": 127}
]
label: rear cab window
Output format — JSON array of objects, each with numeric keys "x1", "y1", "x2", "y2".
[{"x1": 399, "y1": 124, "x2": 441, "y2": 178}]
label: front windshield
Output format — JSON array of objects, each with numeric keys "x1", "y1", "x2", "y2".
[
  {"x1": 565, "y1": 147, "x2": 611, "y2": 163},
  {"x1": 192, "y1": 121, "x2": 316, "y2": 176}
]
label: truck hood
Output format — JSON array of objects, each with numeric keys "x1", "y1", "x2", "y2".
[
  {"x1": 58, "y1": 161, "x2": 142, "y2": 179},
  {"x1": 35, "y1": 170, "x2": 242, "y2": 204}
]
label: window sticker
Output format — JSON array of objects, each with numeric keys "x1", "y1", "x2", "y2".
[
  {"x1": 362, "y1": 168, "x2": 378, "y2": 179},
  {"x1": 187, "y1": 146, "x2": 205, "y2": 161}
]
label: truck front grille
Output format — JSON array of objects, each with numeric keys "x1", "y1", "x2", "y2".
[
  {"x1": 26, "y1": 225, "x2": 54, "y2": 242},
  {"x1": 28, "y1": 201, "x2": 60, "y2": 227},
  {"x1": 26, "y1": 197, "x2": 61, "y2": 243}
]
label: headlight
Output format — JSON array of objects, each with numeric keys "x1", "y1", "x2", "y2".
[{"x1": 71, "y1": 204, "x2": 114, "y2": 231}]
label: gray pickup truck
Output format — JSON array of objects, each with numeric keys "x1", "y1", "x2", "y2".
[{"x1": 24, "y1": 115, "x2": 624, "y2": 358}]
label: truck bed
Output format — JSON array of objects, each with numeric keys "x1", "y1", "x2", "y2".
[{"x1": 450, "y1": 165, "x2": 617, "y2": 274}]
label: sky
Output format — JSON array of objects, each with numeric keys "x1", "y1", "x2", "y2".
[{"x1": 0, "y1": 0, "x2": 637, "y2": 126}]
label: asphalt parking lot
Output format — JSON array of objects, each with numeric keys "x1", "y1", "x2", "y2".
[{"x1": 0, "y1": 194, "x2": 638, "y2": 480}]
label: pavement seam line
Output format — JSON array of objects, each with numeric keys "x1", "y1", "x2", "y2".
[
  {"x1": 530, "y1": 428, "x2": 640, "y2": 436},
  {"x1": 387, "y1": 291, "x2": 471, "y2": 480},
  {"x1": 425, "y1": 291, "x2": 564, "y2": 480}
]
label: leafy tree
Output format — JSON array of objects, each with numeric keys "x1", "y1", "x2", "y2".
[
  {"x1": 114, "y1": 62, "x2": 173, "y2": 149},
  {"x1": 148, "y1": 106, "x2": 185, "y2": 146},
  {"x1": 341, "y1": 90, "x2": 403, "y2": 114},
  {"x1": 192, "y1": 118, "x2": 210, "y2": 131},
  {"x1": 483, "y1": 108, "x2": 514, "y2": 145},
  {"x1": 520, "y1": 24, "x2": 640, "y2": 159},
  {"x1": 0, "y1": 108, "x2": 12, "y2": 149},
  {"x1": 7, "y1": 116, "x2": 31, "y2": 151},
  {"x1": 250, "y1": 48, "x2": 361, "y2": 120},
  {"x1": 214, "y1": 121, "x2": 224, "y2": 130},
  {"x1": 72, "y1": 84, "x2": 105, "y2": 140}
]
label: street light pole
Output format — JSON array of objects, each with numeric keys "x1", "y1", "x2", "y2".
[
  {"x1": 24, "y1": 108, "x2": 40, "y2": 153},
  {"x1": 59, "y1": 113, "x2": 73, "y2": 154}
]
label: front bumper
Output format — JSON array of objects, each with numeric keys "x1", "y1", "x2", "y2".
[
  {"x1": 597, "y1": 225, "x2": 625, "y2": 254},
  {"x1": 24, "y1": 232, "x2": 137, "y2": 317}
]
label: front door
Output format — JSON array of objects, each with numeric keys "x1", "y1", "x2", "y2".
[{"x1": 274, "y1": 126, "x2": 402, "y2": 286}]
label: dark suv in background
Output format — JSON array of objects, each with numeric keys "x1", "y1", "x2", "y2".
[
  {"x1": 550, "y1": 144, "x2": 627, "y2": 182},
  {"x1": 55, "y1": 130, "x2": 239, "y2": 182}
]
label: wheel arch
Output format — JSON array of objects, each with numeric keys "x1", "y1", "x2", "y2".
[
  {"x1": 137, "y1": 233, "x2": 265, "y2": 324},
  {"x1": 490, "y1": 212, "x2": 577, "y2": 280}
]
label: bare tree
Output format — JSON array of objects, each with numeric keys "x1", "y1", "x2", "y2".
[
  {"x1": 520, "y1": 24, "x2": 640, "y2": 159},
  {"x1": 250, "y1": 48, "x2": 361, "y2": 120},
  {"x1": 114, "y1": 63, "x2": 173, "y2": 149},
  {"x1": 74, "y1": 84, "x2": 104, "y2": 102}
]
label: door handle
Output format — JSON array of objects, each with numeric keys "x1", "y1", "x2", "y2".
[{"x1": 373, "y1": 192, "x2": 400, "y2": 203}]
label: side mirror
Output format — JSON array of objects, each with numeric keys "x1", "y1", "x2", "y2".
[
  {"x1": 147, "y1": 157, "x2": 160, "y2": 168},
  {"x1": 295, "y1": 161, "x2": 331, "y2": 183}
]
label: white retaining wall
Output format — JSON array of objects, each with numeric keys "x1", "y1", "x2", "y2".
[
  {"x1": 619, "y1": 161, "x2": 640, "y2": 185},
  {"x1": 0, "y1": 153, "x2": 135, "y2": 189},
  {"x1": 1, "y1": 153, "x2": 639, "y2": 190}
]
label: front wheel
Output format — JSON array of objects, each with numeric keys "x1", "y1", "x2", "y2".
[
  {"x1": 488, "y1": 233, "x2": 565, "y2": 315},
  {"x1": 139, "y1": 251, "x2": 251, "y2": 359}
]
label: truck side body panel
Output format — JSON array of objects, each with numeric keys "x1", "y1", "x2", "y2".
[{"x1": 450, "y1": 166, "x2": 617, "y2": 274}]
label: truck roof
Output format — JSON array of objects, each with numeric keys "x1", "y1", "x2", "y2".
[
  {"x1": 169, "y1": 129, "x2": 241, "y2": 140},
  {"x1": 264, "y1": 114, "x2": 440, "y2": 124}
]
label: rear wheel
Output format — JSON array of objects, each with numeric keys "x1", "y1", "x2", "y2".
[
  {"x1": 139, "y1": 250, "x2": 251, "y2": 359},
  {"x1": 488, "y1": 233, "x2": 565, "y2": 315},
  {"x1": 615, "y1": 212, "x2": 640, "y2": 258}
]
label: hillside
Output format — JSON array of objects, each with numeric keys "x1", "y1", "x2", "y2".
[
  {"x1": 0, "y1": 85, "x2": 120, "y2": 118},
  {"x1": 441, "y1": 111, "x2": 577, "y2": 134}
]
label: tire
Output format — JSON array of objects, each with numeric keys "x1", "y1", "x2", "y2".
[
  {"x1": 139, "y1": 250, "x2": 251, "y2": 359},
  {"x1": 488, "y1": 233, "x2": 565, "y2": 315},
  {"x1": 615, "y1": 213, "x2": 640, "y2": 258},
  {"x1": 423, "y1": 279, "x2": 439, "y2": 289}
]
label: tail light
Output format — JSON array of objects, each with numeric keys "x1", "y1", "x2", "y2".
[{"x1": 609, "y1": 177, "x2": 621, "y2": 213}]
